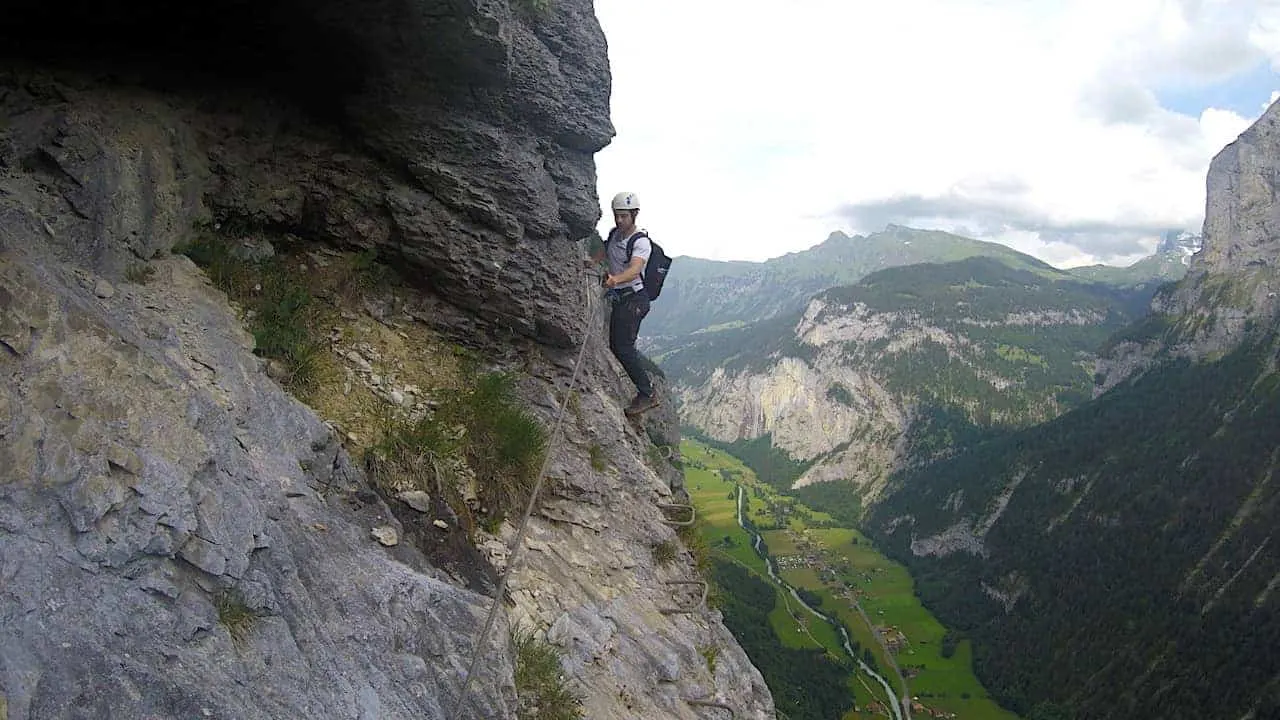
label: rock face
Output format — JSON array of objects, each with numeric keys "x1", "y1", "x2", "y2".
[
  {"x1": 0, "y1": 2, "x2": 775, "y2": 719},
  {"x1": 1096, "y1": 99, "x2": 1280, "y2": 391},
  {"x1": 679, "y1": 355, "x2": 905, "y2": 497},
  {"x1": 1200, "y1": 105, "x2": 1280, "y2": 275},
  {"x1": 2, "y1": 0, "x2": 612, "y2": 350},
  {"x1": 0, "y1": 245, "x2": 516, "y2": 720}
]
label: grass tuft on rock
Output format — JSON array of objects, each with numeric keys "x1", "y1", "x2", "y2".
[
  {"x1": 652, "y1": 539, "x2": 679, "y2": 567},
  {"x1": 215, "y1": 592, "x2": 257, "y2": 645},
  {"x1": 698, "y1": 643, "x2": 720, "y2": 675},
  {"x1": 461, "y1": 372, "x2": 547, "y2": 510},
  {"x1": 588, "y1": 443, "x2": 608, "y2": 472},
  {"x1": 677, "y1": 516, "x2": 713, "y2": 578},
  {"x1": 176, "y1": 233, "x2": 325, "y2": 395},
  {"x1": 512, "y1": 626, "x2": 583, "y2": 720},
  {"x1": 515, "y1": 0, "x2": 553, "y2": 17},
  {"x1": 368, "y1": 370, "x2": 546, "y2": 530}
]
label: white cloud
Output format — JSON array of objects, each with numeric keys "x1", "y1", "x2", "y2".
[{"x1": 592, "y1": 0, "x2": 1280, "y2": 265}]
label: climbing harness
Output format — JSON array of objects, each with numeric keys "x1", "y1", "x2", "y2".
[{"x1": 447, "y1": 275, "x2": 601, "y2": 718}]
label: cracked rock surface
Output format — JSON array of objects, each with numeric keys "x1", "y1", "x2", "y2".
[{"x1": 0, "y1": 245, "x2": 515, "y2": 720}]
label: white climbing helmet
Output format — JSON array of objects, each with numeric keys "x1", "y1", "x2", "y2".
[{"x1": 610, "y1": 191, "x2": 640, "y2": 211}]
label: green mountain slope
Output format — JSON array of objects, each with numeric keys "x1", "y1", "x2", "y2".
[
  {"x1": 666, "y1": 257, "x2": 1148, "y2": 378},
  {"x1": 866, "y1": 330, "x2": 1280, "y2": 720},
  {"x1": 820, "y1": 258, "x2": 1152, "y2": 432},
  {"x1": 668, "y1": 258, "x2": 1154, "y2": 475}
]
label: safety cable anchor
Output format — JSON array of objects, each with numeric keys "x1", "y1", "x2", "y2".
[
  {"x1": 659, "y1": 580, "x2": 709, "y2": 615},
  {"x1": 684, "y1": 697, "x2": 736, "y2": 717},
  {"x1": 657, "y1": 502, "x2": 695, "y2": 527}
]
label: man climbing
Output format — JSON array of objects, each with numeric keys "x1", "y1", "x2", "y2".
[{"x1": 599, "y1": 190, "x2": 659, "y2": 417}]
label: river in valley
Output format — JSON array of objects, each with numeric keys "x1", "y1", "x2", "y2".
[{"x1": 736, "y1": 485, "x2": 910, "y2": 720}]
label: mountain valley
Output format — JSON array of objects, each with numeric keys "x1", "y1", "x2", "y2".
[{"x1": 664, "y1": 101, "x2": 1280, "y2": 719}]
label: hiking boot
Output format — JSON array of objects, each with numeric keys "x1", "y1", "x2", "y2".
[{"x1": 624, "y1": 393, "x2": 660, "y2": 417}]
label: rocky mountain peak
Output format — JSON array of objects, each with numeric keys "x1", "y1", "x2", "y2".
[
  {"x1": 1199, "y1": 100, "x2": 1280, "y2": 275},
  {"x1": 1156, "y1": 229, "x2": 1203, "y2": 260}
]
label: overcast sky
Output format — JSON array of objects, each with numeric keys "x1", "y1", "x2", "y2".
[{"x1": 592, "y1": 0, "x2": 1280, "y2": 268}]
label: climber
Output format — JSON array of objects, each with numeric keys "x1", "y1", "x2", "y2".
[{"x1": 596, "y1": 190, "x2": 660, "y2": 417}]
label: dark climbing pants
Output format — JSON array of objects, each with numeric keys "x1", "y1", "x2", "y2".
[{"x1": 609, "y1": 291, "x2": 652, "y2": 397}]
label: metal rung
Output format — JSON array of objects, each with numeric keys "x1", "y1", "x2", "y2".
[
  {"x1": 657, "y1": 503, "x2": 695, "y2": 527},
  {"x1": 685, "y1": 698, "x2": 735, "y2": 717},
  {"x1": 659, "y1": 580, "x2": 709, "y2": 615},
  {"x1": 657, "y1": 445, "x2": 675, "y2": 460}
]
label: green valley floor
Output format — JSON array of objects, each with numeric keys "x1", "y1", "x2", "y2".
[{"x1": 683, "y1": 438, "x2": 1019, "y2": 720}]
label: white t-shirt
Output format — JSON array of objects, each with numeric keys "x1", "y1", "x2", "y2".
[{"x1": 607, "y1": 228, "x2": 651, "y2": 293}]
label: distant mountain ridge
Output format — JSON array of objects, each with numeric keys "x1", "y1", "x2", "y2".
[
  {"x1": 648, "y1": 224, "x2": 1194, "y2": 343},
  {"x1": 646, "y1": 225, "x2": 1068, "y2": 340},
  {"x1": 1068, "y1": 230, "x2": 1202, "y2": 288}
]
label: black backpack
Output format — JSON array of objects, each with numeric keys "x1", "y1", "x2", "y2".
[{"x1": 612, "y1": 229, "x2": 672, "y2": 301}]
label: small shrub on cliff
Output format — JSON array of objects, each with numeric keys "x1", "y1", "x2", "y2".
[
  {"x1": 652, "y1": 539, "x2": 679, "y2": 567},
  {"x1": 176, "y1": 234, "x2": 323, "y2": 393},
  {"x1": 369, "y1": 370, "x2": 546, "y2": 528},
  {"x1": 512, "y1": 626, "x2": 583, "y2": 720},
  {"x1": 177, "y1": 233, "x2": 253, "y2": 295},
  {"x1": 645, "y1": 444, "x2": 667, "y2": 470},
  {"x1": 124, "y1": 263, "x2": 156, "y2": 285},
  {"x1": 825, "y1": 382, "x2": 856, "y2": 408}
]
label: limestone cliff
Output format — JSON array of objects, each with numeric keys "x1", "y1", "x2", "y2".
[
  {"x1": 679, "y1": 353, "x2": 905, "y2": 498},
  {"x1": 0, "y1": 2, "x2": 773, "y2": 719},
  {"x1": 1095, "y1": 100, "x2": 1280, "y2": 391}
]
